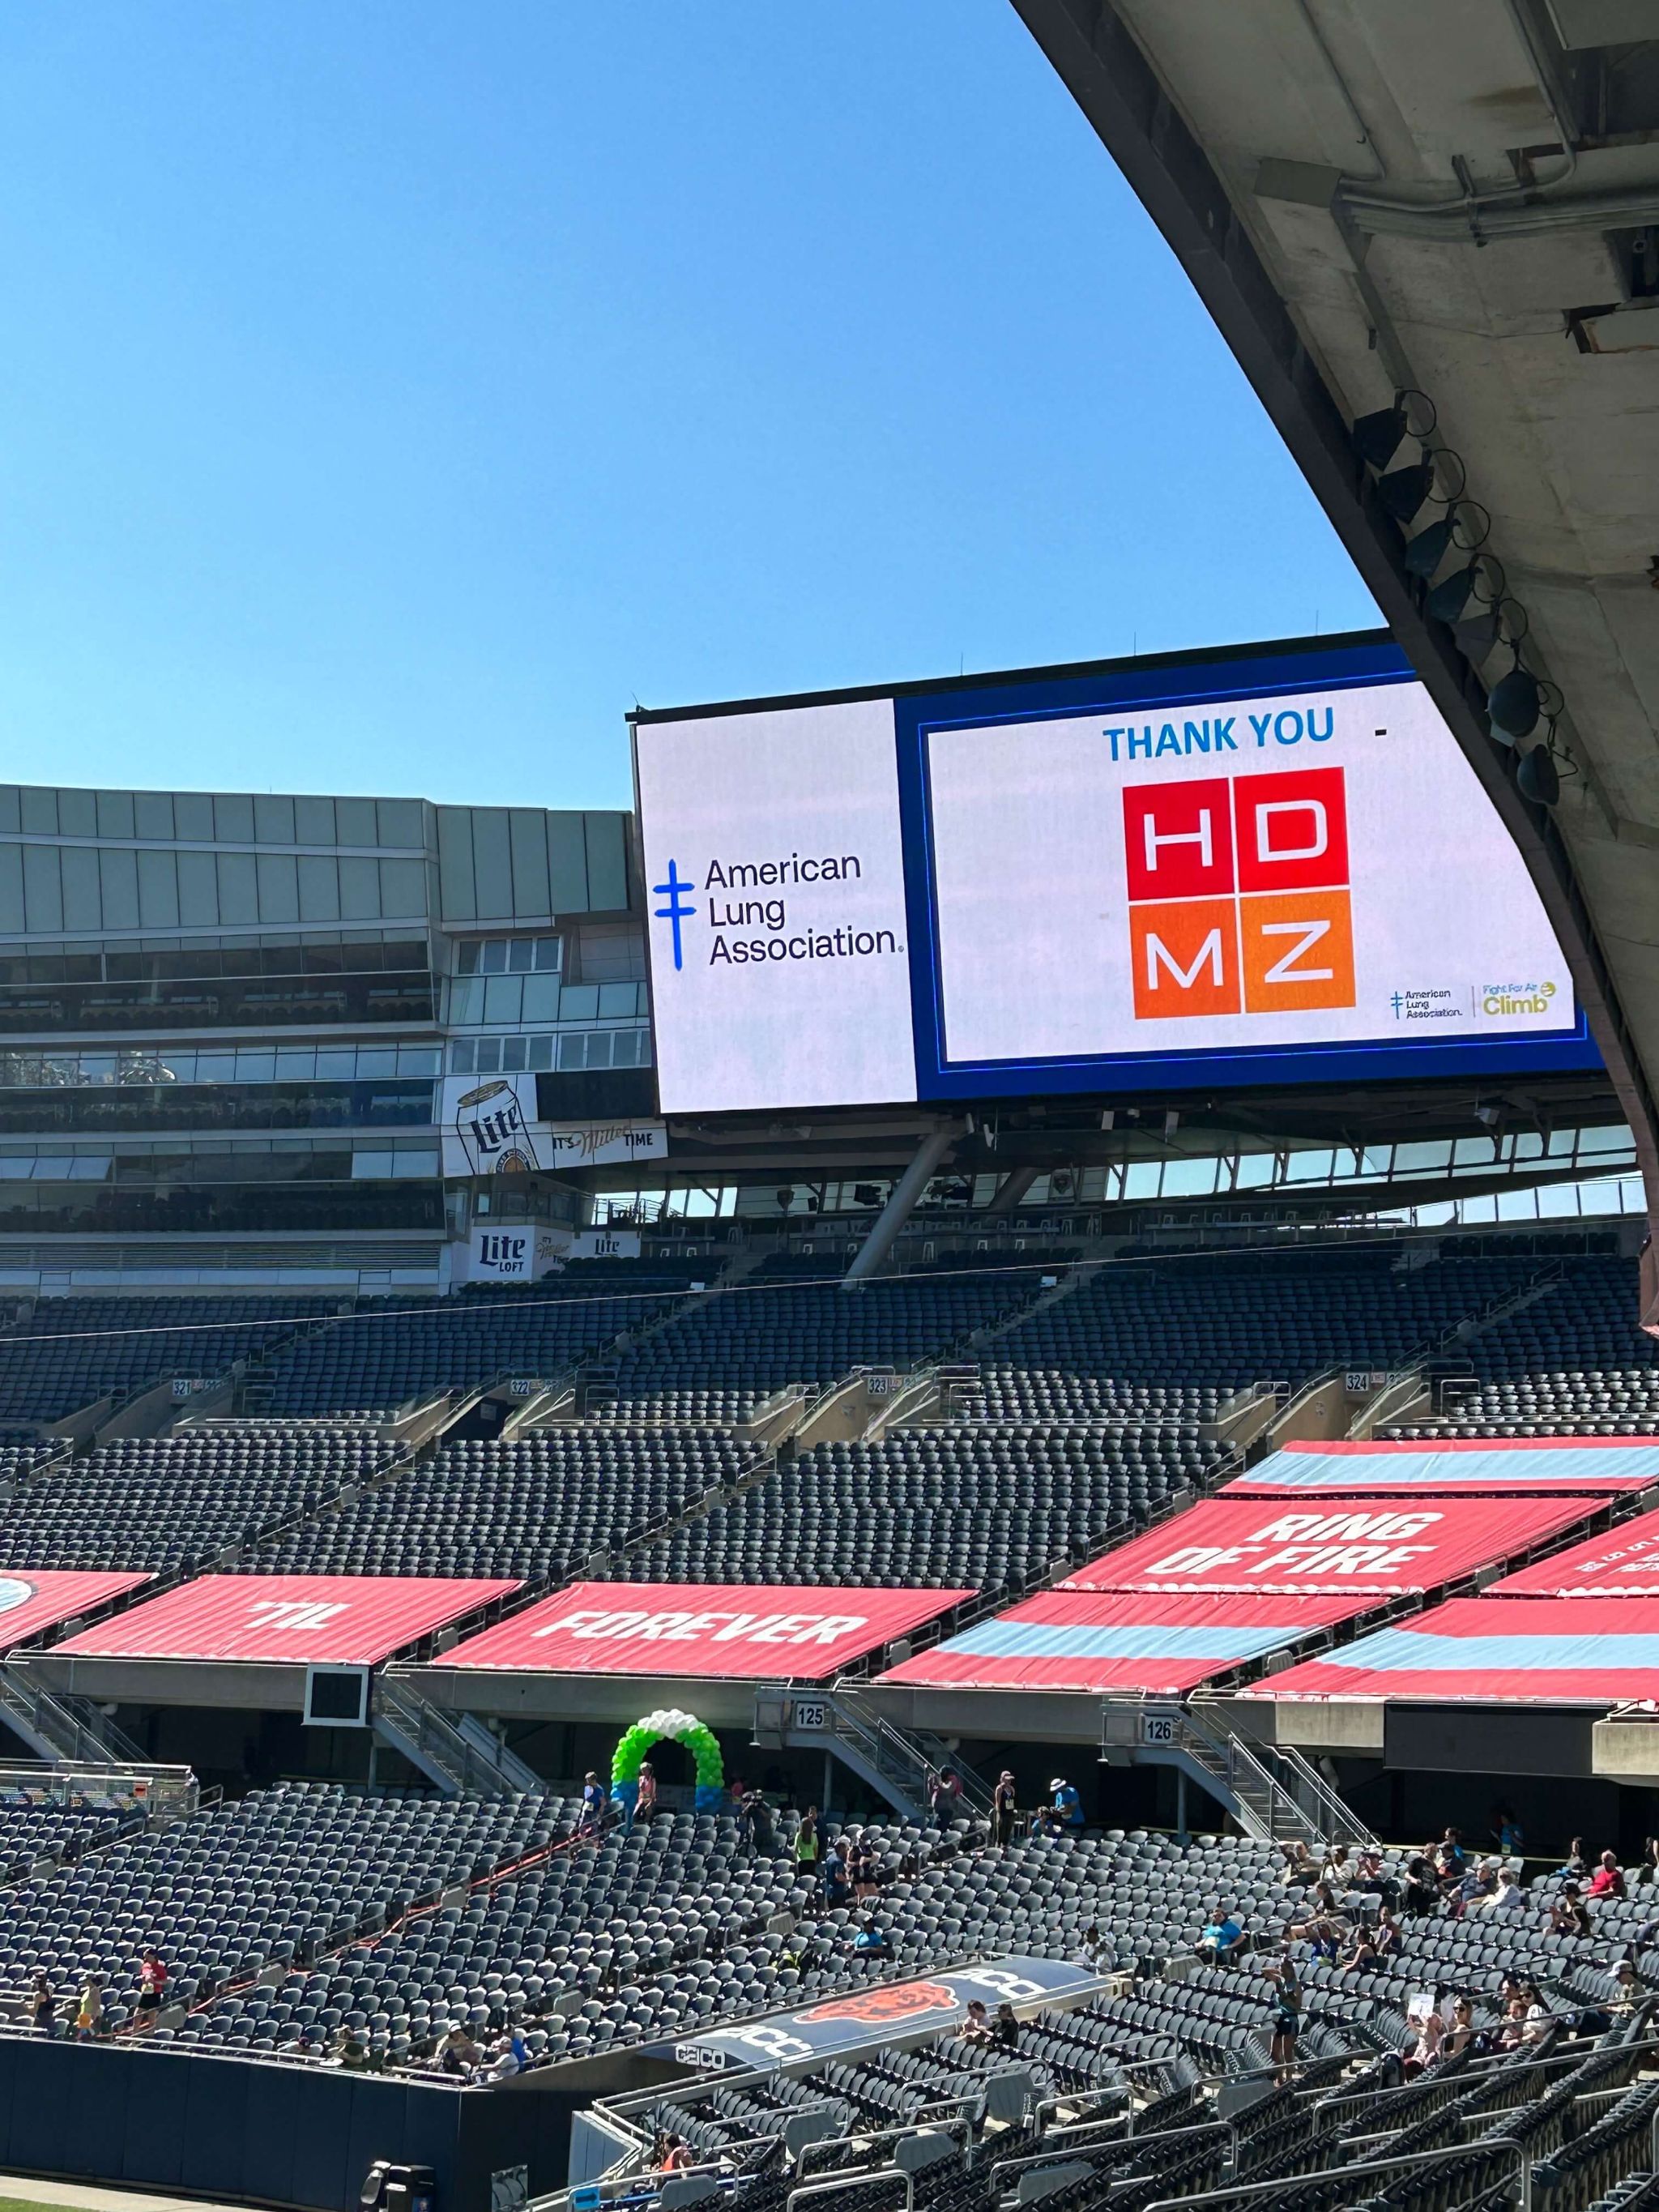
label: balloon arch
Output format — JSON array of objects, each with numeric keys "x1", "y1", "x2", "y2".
[{"x1": 611, "y1": 1706, "x2": 726, "y2": 1815}]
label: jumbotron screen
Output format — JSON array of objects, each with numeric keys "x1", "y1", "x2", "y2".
[{"x1": 631, "y1": 634, "x2": 1595, "y2": 1114}]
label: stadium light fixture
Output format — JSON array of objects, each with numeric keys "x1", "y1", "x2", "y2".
[
  {"x1": 1351, "y1": 387, "x2": 1435, "y2": 471},
  {"x1": 1425, "y1": 563, "x2": 1479, "y2": 624},
  {"x1": 1403, "y1": 514, "x2": 1458, "y2": 577},
  {"x1": 1488, "y1": 663, "x2": 1542, "y2": 741},
  {"x1": 1516, "y1": 744, "x2": 1560, "y2": 806},
  {"x1": 1352, "y1": 402, "x2": 1409, "y2": 469},
  {"x1": 1376, "y1": 460, "x2": 1435, "y2": 524}
]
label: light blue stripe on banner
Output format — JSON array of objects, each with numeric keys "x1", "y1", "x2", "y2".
[
  {"x1": 1257, "y1": 1445, "x2": 1659, "y2": 1490},
  {"x1": 1322, "y1": 1626, "x2": 1659, "y2": 1675},
  {"x1": 945, "y1": 1621, "x2": 1311, "y2": 1662}
]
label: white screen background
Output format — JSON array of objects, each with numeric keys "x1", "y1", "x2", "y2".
[{"x1": 926, "y1": 679, "x2": 1572, "y2": 1064}]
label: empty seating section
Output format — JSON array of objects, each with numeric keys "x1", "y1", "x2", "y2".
[
  {"x1": 0, "y1": 1424, "x2": 404, "y2": 1574},
  {"x1": 599, "y1": 1269, "x2": 1038, "y2": 1422},
  {"x1": 627, "y1": 1424, "x2": 1218, "y2": 1591},
  {"x1": 979, "y1": 1249, "x2": 1555, "y2": 1420},
  {"x1": 261, "y1": 1270, "x2": 702, "y2": 1417},
  {"x1": 0, "y1": 1295, "x2": 326, "y2": 1424},
  {"x1": 247, "y1": 1427, "x2": 762, "y2": 1582},
  {"x1": 0, "y1": 1788, "x2": 145, "y2": 1881},
  {"x1": 1395, "y1": 1256, "x2": 1658, "y2": 1438},
  {"x1": 0, "y1": 1782, "x2": 561, "y2": 2031}
]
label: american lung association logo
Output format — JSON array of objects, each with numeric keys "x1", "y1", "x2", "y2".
[{"x1": 653, "y1": 860, "x2": 696, "y2": 971}]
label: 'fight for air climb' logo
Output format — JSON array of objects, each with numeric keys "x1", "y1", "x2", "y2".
[{"x1": 1123, "y1": 767, "x2": 1357, "y2": 1020}]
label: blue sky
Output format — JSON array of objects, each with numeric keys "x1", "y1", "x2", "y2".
[{"x1": 0, "y1": 2, "x2": 1378, "y2": 813}]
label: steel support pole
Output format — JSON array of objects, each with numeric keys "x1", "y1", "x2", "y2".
[{"x1": 842, "y1": 1127, "x2": 957, "y2": 1286}]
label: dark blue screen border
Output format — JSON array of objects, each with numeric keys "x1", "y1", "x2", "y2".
[{"x1": 892, "y1": 638, "x2": 1599, "y2": 1102}]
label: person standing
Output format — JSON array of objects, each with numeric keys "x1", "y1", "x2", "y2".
[
  {"x1": 794, "y1": 1806, "x2": 821, "y2": 1881},
  {"x1": 29, "y1": 1972, "x2": 55, "y2": 2037},
  {"x1": 992, "y1": 1772, "x2": 1017, "y2": 1849},
  {"x1": 134, "y1": 1949, "x2": 168, "y2": 2032},
  {"x1": 1265, "y1": 1949, "x2": 1300, "y2": 2082},
  {"x1": 74, "y1": 1972, "x2": 104, "y2": 2039},
  {"x1": 929, "y1": 1768, "x2": 963, "y2": 1831},
  {"x1": 632, "y1": 1760, "x2": 657, "y2": 1830}
]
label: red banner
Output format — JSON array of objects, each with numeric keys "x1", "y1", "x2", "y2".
[
  {"x1": 1061, "y1": 1492, "x2": 1597, "y2": 1595},
  {"x1": 55, "y1": 1574, "x2": 519, "y2": 1666},
  {"x1": 1244, "y1": 1594, "x2": 1659, "y2": 1704},
  {"x1": 439, "y1": 1581, "x2": 973, "y2": 1682},
  {"x1": 0, "y1": 1569, "x2": 151, "y2": 1654},
  {"x1": 1490, "y1": 1522, "x2": 1659, "y2": 1599}
]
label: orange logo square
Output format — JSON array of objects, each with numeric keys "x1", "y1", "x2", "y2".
[
  {"x1": 1129, "y1": 898, "x2": 1240, "y2": 1019},
  {"x1": 1240, "y1": 889, "x2": 1355, "y2": 1014}
]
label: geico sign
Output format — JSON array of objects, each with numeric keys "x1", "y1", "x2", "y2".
[{"x1": 531, "y1": 1607, "x2": 868, "y2": 1646}]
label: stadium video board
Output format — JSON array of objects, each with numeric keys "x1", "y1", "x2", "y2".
[{"x1": 632, "y1": 635, "x2": 1597, "y2": 1115}]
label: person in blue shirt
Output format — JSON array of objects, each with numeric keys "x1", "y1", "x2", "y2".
[
  {"x1": 852, "y1": 1917, "x2": 893, "y2": 1959},
  {"x1": 1197, "y1": 1904, "x2": 1244, "y2": 1962},
  {"x1": 1048, "y1": 1778, "x2": 1084, "y2": 1831}
]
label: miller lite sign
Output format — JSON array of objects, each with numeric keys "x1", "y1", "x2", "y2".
[{"x1": 448, "y1": 1075, "x2": 544, "y2": 1176}]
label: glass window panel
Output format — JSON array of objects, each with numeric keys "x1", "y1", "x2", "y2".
[
  {"x1": 394, "y1": 1149, "x2": 440, "y2": 1176},
  {"x1": 1286, "y1": 1150, "x2": 1337, "y2": 1182},
  {"x1": 479, "y1": 939, "x2": 505, "y2": 974},
  {"x1": 352, "y1": 1150, "x2": 394, "y2": 1179},
  {"x1": 521, "y1": 975, "x2": 561, "y2": 1023},
  {"x1": 1231, "y1": 1153, "x2": 1277, "y2": 1187},
  {"x1": 533, "y1": 937, "x2": 562, "y2": 971},
  {"x1": 232, "y1": 1050, "x2": 275, "y2": 1082},
  {"x1": 1537, "y1": 1181, "x2": 1581, "y2": 1217},
  {"x1": 500, "y1": 1036, "x2": 528, "y2": 1071},
  {"x1": 274, "y1": 1049, "x2": 317, "y2": 1079},
  {"x1": 557, "y1": 1031, "x2": 586, "y2": 1069},
  {"x1": 1579, "y1": 1124, "x2": 1633, "y2": 1155},
  {"x1": 355, "y1": 1049, "x2": 395, "y2": 1077},
  {"x1": 394, "y1": 1047, "x2": 441, "y2": 1076},
  {"x1": 449, "y1": 1040, "x2": 476, "y2": 1074},
  {"x1": 335, "y1": 796, "x2": 377, "y2": 847},
  {"x1": 314, "y1": 1048, "x2": 356, "y2": 1079},
  {"x1": 1393, "y1": 1141, "x2": 1452, "y2": 1172},
  {"x1": 192, "y1": 1052, "x2": 236, "y2": 1083},
  {"x1": 527, "y1": 1035, "x2": 553, "y2": 1070},
  {"x1": 295, "y1": 795, "x2": 336, "y2": 845},
  {"x1": 214, "y1": 793, "x2": 255, "y2": 843},
  {"x1": 598, "y1": 981, "x2": 638, "y2": 1018},
  {"x1": 79, "y1": 1055, "x2": 117, "y2": 1085},
  {"x1": 474, "y1": 1038, "x2": 501, "y2": 1073},
  {"x1": 507, "y1": 938, "x2": 533, "y2": 972},
  {"x1": 455, "y1": 941, "x2": 480, "y2": 976},
  {"x1": 558, "y1": 984, "x2": 599, "y2": 1023},
  {"x1": 482, "y1": 975, "x2": 522, "y2": 1023}
]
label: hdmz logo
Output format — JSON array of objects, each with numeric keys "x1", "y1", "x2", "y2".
[
  {"x1": 799, "y1": 1979, "x2": 958, "y2": 2026},
  {"x1": 653, "y1": 860, "x2": 696, "y2": 971},
  {"x1": 1123, "y1": 767, "x2": 1356, "y2": 1020}
]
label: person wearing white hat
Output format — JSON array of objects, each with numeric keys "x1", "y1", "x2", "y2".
[{"x1": 1048, "y1": 1776, "x2": 1083, "y2": 1832}]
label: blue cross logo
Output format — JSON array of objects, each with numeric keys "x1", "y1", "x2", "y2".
[{"x1": 653, "y1": 860, "x2": 695, "y2": 971}]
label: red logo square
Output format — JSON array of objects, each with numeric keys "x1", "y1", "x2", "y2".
[
  {"x1": 1123, "y1": 779, "x2": 1235, "y2": 901},
  {"x1": 1233, "y1": 767, "x2": 1348, "y2": 893}
]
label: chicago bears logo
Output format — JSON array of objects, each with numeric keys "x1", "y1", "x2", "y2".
[{"x1": 800, "y1": 1980, "x2": 957, "y2": 2026}]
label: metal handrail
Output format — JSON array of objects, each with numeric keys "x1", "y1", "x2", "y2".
[
  {"x1": 1142, "y1": 2132, "x2": 1532, "y2": 2212},
  {"x1": 787, "y1": 2168, "x2": 912, "y2": 2212},
  {"x1": 992, "y1": 2116, "x2": 1236, "y2": 2190}
]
